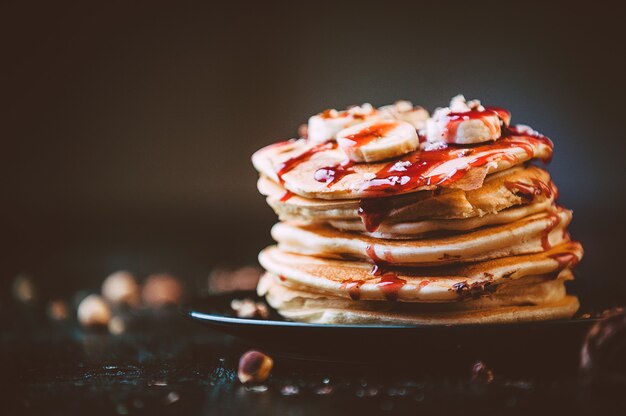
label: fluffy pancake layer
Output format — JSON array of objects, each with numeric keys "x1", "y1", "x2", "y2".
[
  {"x1": 272, "y1": 207, "x2": 572, "y2": 266},
  {"x1": 259, "y1": 165, "x2": 557, "y2": 233},
  {"x1": 258, "y1": 242, "x2": 582, "y2": 302},
  {"x1": 258, "y1": 273, "x2": 579, "y2": 325}
]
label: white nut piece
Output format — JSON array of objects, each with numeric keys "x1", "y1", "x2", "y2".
[
  {"x1": 426, "y1": 95, "x2": 510, "y2": 145},
  {"x1": 142, "y1": 273, "x2": 183, "y2": 307},
  {"x1": 77, "y1": 294, "x2": 112, "y2": 327},
  {"x1": 337, "y1": 119, "x2": 419, "y2": 163},
  {"x1": 307, "y1": 103, "x2": 390, "y2": 144},
  {"x1": 101, "y1": 271, "x2": 140, "y2": 306}
]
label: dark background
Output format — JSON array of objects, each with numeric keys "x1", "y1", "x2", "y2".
[{"x1": 2, "y1": 1, "x2": 625, "y2": 304}]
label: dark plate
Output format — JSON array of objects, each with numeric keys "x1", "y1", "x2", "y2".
[{"x1": 184, "y1": 291, "x2": 600, "y2": 372}]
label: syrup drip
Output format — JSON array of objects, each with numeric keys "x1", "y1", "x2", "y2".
[
  {"x1": 275, "y1": 141, "x2": 335, "y2": 184},
  {"x1": 365, "y1": 244, "x2": 394, "y2": 275},
  {"x1": 505, "y1": 178, "x2": 553, "y2": 202},
  {"x1": 340, "y1": 279, "x2": 365, "y2": 300},
  {"x1": 279, "y1": 190, "x2": 294, "y2": 202},
  {"x1": 358, "y1": 198, "x2": 396, "y2": 233},
  {"x1": 548, "y1": 252, "x2": 579, "y2": 270},
  {"x1": 314, "y1": 160, "x2": 355, "y2": 187},
  {"x1": 341, "y1": 121, "x2": 397, "y2": 148},
  {"x1": 541, "y1": 213, "x2": 562, "y2": 251},
  {"x1": 376, "y1": 273, "x2": 406, "y2": 301},
  {"x1": 362, "y1": 130, "x2": 553, "y2": 197}
]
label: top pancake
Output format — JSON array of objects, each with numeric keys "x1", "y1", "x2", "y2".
[
  {"x1": 252, "y1": 134, "x2": 553, "y2": 200},
  {"x1": 258, "y1": 165, "x2": 556, "y2": 224}
]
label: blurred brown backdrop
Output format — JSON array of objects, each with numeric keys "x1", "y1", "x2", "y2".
[{"x1": 2, "y1": 1, "x2": 625, "y2": 303}]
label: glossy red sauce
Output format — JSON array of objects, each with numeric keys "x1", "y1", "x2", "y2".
[
  {"x1": 279, "y1": 190, "x2": 294, "y2": 202},
  {"x1": 376, "y1": 273, "x2": 406, "y2": 301},
  {"x1": 541, "y1": 212, "x2": 562, "y2": 251},
  {"x1": 549, "y1": 252, "x2": 579, "y2": 270},
  {"x1": 505, "y1": 178, "x2": 554, "y2": 201},
  {"x1": 275, "y1": 141, "x2": 336, "y2": 184},
  {"x1": 361, "y1": 129, "x2": 553, "y2": 197},
  {"x1": 340, "y1": 121, "x2": 397, "y2": 148},
  {"x1": 358, "y1": 198, "x2": 396, "y2": 232},
  {"x1": 314, "y1": 160, "x2": 355, "y2": 187},
  {"x1": 340, "y1": 279, "x2": 365, "y2": 300}
]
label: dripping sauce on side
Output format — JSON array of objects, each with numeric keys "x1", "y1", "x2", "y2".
[
  {"x1": 275, "y1": 141, "x2": 336, "y2": 184},
  {"x1": 376, "y1": 273, "x2": 406, "y2": 301}
]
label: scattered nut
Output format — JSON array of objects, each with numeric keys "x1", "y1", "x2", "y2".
[
  {"x1": 471, "y1": 361, "x2": 494, "y2": 383},
  {"x1": 12, "y1": 273, "x2": 37, "y2": 304},
  {"x1": 581, "y1": 307, "x2": 626, "y2": 385},
  {"x1": 238, "y1": 350, "x2": 273, "y2": 384},
  {"x1": 77, "y1": 294, "x2": 112, "y2": 327},
  {"x1": 142, "y1": 273, "x2": 183, "y2": 307},
  {"x1": 108, "y1": 316, "x2": 126, "y2": 335},
  {"x1": 47, "y1": 299, "x2": 69, "y2": 321},
  {"x1": 231, "y1": 298, "x2": 269, "y2": 319},
  {"x1": 208, "y1": 266, "x2": 261, "y2": 294},
  {"x1": 102, "y1": 271, "x2": 140, "y2": 306}
]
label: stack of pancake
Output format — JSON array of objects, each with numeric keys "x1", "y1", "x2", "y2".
[{"x1": 251, "y1": 97, "x2": 583, "y2": 325}]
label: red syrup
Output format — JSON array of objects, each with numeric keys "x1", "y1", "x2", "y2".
[
  {"x1": 365, "y1": 244, "x2": 395, "y2": 275},
  {"x1": 279, "y1": 190, "x2": 294, "y2": 202},
  {"x1": 341, "y1": 121, "x2": 398, "y2": 147},
  {"x1": 360, "y1": 128, "x2": 553, "y2": 198},
  {"x1": 541, "y1": 212, "x2": 562, "y2": 251},
  {"x1": 275, "y1": 141, "x2": 336, "y2": 184},
  {"x1": 340, "y1": 279, "x2": 365, "y2": 300},
  {"x1": 376, "y1": 273, "x2": 406, "y2": 301},
  {"x1": 358, "y1": 198, "x2": 396, "y2": 233},
  {"x1": 314, "y1": 160, "x2": 355, "y2": 187},
  {"x1": 505, "y1": 178, "x2": 554, "y2": 202},
  {"x1": 548, "y1": 252, "x2": 579, "y2": 270}
]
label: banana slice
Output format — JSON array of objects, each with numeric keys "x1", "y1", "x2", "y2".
[
  {"x1": 307, "y1": 104, "x2": 390, "y2": 144},
  {"x1": 337, "y1": 120, "x2": 419, "y2": 163},
  {"x1": 426, "y1": 95, "x2": 511, "y2": 145},
  {"x1": 379, "y1": 100, "x2": 430, "y2": 130}
]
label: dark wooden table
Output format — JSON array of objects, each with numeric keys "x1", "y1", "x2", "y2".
[{"x1": 2, "y1": 297, "x2": 624, "y2": 416}]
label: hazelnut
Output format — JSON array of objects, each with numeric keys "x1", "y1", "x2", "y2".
[
  {"x1": 231, "y1": 298, "x2": 269, "y2": 319},
  {"x1": 471, "y1": 361, "x2": 494, "y2": 383},
  {"x1": 77, "y1": 294, "x2": 111, "y2": 327},
  {"x1": 142, "y1": 273, "x2": 183, "y2": 307},
  {"x1": 208, "y1": 266, "x2": 261, "y2": 294},
  {"x1": 12, "y1": 273, "x2": 37, "y2": 304},
  {"x1": 238, "y1": 350, "x2": 273, "y2": 384},
  {"x1": 47, "y1": 299, "x2": 69, "y2": 321},
  {"x1": 108, "y1": 316, "x2": 126, "y2": 335},
  {"x1": 101, "y1": 271, "x2": 140, "y2": 306}
]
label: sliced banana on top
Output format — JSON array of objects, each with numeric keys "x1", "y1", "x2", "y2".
[
  {"x1": 379, "y1": 100, "x2": 430, "y2": 130},
  {"x1": 337, "y1": 119, "x2": 420, "y2": 163},
  {"x1": 426, "y1": 95, "x2": 511, "y2": 145},
  {"x1": 307, "y1": 104, "x2": 391, "y2": 144}
]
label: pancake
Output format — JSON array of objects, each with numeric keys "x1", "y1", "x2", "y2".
[
  {"x1": 272, "y1": 207, "x2": 572, "y2": 266},
  {"x1": 258, "y1": 241, "x2": 583, "y2": 302},
  {"x1": 259, "y1": 165, "x2": 557, "y2": 226},
  {"x1": 252, "y1": 135, "x2": 553, "y2": 200},
  {"x1": 259, "y1": 275, "x2": 579, "y2": 325},
  {"x1": 259, "y1": 271, "x2": 572, "y2": 311},
  {"x1": 329, "y1": 201, "x2": 554, "y2": 239}
]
